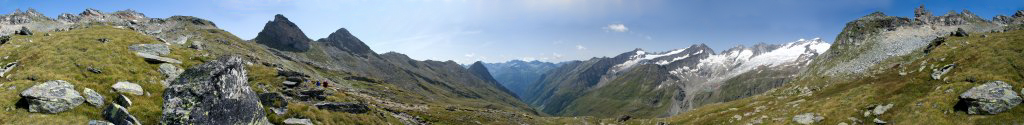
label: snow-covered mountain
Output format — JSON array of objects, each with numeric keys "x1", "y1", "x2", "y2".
[{"x1": 523, "y1": 38, "x2": 831, "y2": 118}]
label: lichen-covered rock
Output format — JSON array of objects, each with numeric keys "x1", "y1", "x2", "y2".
[
  {"x1": 103, "y1": 104, "x2": 141, "y2": 125},
  {"x1": 83, "y1": 88, "x2": 105, "y2": 107},
  {"x1": 112, "y1": 82, "x2": 144, "y2": 95},
  {"x1": 161, "y1": 55, "x2": 270, "y2": 125},
  {"x1": 129, "y1": 44, "x2": 170, "y2": 56},
  {"x1": 19, "y1": 80, "x2": 84, "y2": 113},
  {"x1": 956, "y1": 81, "x2": 1022, "y2": 115}
]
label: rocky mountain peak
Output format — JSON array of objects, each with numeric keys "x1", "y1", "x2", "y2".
[
  {"x1": 1014, "y1": 10, "x2": 1024, "y2": 18},
  {"x1": 318, "y1": 28, "x2": 376, "y2": 57},
  {"x1": 111, "y1": 9, "x2": 146, "y2": 20},
  {"x1": 915, "y1": 5, "x2": 932, "y2": 18},
  {"x1": 80, "y1": 8, "x2": 103, "y2": 17},
  {"x1": 254, "y1": 14, "x2": 312, "y2": 52}
]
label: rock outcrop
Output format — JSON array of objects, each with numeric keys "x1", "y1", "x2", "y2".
[
  {"x1": 161, "y1": 55, "x2": 270, "y2": 125},
  {"x1": 254, "y1": 14, "x2": 311, "y2": 52},
  {"x1": 956, "y1": 81, "x2": 1021, "y2": 115},
  {"x1": 19, "y1": 80, "x2": 85, "y2": 113},
  {"x1": 314, "y1": 102, "x2": 370, "y2": 113}
]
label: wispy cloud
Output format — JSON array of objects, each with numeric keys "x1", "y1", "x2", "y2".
[
  {"x1": 603, "y1": 24, "x2": 628, "y2": 32},
  {"x1": 576, "y1": 44, "x2": 587, "y2": 50}
]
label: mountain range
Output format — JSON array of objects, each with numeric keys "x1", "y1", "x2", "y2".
[{"x1": 1, "y1": 5, "x2": 1023, "y2": 124}]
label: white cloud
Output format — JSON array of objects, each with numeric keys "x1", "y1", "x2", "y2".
[
  {"x1": 464, "y1": 53, "x2": 476, "y2": 57},
  {"x1": 576, "y1": 44, "x2": 587, "y2": 50},
  {"x1": 552, "y1": 53, "x2": 563, "y2": 59},
  {"x1": 604, "y1": 24, "x2": 629, "y2": 32}
]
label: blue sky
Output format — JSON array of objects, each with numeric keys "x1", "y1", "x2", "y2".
[{"x1": 3, "y1": 0, "x2": 1023, "y2": 64}]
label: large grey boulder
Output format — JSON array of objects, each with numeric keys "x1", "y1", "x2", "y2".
[
  {"x1": 957, "y1": 81, "x2": 1022, "y2": 115},
  {"x1": 103, "y1": 104, "x2": 141, "y2": 125},
  {"x1": 159, "y1": 63, "x2": 183, "y2": 85},
  {"x1": 161, "y1": 56, "x2": 270, "y2": 125},
  {"x1": 19, "y1": 80, "x2": 85, "y2": 113},
  {"x1": 129, "y1": 44, "x2": 170, "y2": 56},
  {"x1": 83, "y1": 88, "x2": 105, "y2": 107},
  {"x1": 135, "y1": 52, "x2": 181, "y2": 64},
  {"x1": 792, "y1": 113, "x2": 824, "y2": 125},
  {"x1": 112, "y1": 82, "x2": 144, "y2": 95}
]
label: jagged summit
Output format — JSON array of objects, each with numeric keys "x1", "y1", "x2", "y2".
[
  {"x1": 318, "y1": 28, "x2": 376, "y2": 57},
  {"x1": 254, "y1": 14, "x2": 312, "y2": 52}
]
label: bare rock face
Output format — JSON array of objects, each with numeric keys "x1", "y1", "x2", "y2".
[
  {"x1": 161, "y1": 55, "x2": 270, "y2": 125},
  {"x1": 254, "y1": 14, "x2": 311, "y2": 52}
]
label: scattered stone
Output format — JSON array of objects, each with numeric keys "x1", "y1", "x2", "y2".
[
  {"x1": 19, "y1": 80, "x2": 85, "y2": 113},
  {"x1": 115, "y1": 94, "x2": 132, "y2": 107},
  {"x1": 871, "y1": 103, "x2": 894, "y2": 116},
  {"x1": 112, "y1": 82, "x2": 144, "y2": 95},
  {"x1": 161, "y1": 56, "x2": 270, "y2": 125},
  {"x1": 88, "y1": 120, "x2": 114, "y2": 125},
  {"x1": 282, "y1": 81, "x2": 298, "y2": 87},
  {"x1": 103, "y1": 104, "x2": 141, "y2": 125},
  {"x1": 15, "y1": 27, "x2": 32, "y2": 35},
  {"x1": 956, "y1": 81, "x2": 1022, "y2": 115},
  {"x1": 258, "y1": 93, "x2": 288, "y2": 108},
  {"x1": 952, "y1": 28, "x2": 969, "y2": 37},
  {"x1": 83, "y1": 88, "x2": 105, "y2": 107},
  {"x1": 283, "y1": 118, "x2": 313, "y2": 125},
  {"x1": 314, "y1": 102, "x2": 369, "y2": 114},
  {"x1": 0, "y1": 61, "x2": 17, "y2": 77},
  {"x1": 135, "y1": 52, "x2": 181, "y2": 64},
  {"x1": 931, "y1": 64, "x2": 955, "y2": 80},
  {"x1": 87, "y1": 67, "x2": 103, "y2": 74},
  {"x1": 189, "y1": 41, "x2": 204, "y2": 50},
  {"x1": 617, "y1": 115, "x2": 632, "y2": 122},
  {"x1": 97, "y1": 38, "x2": 109, "y2": 43},
  {"x1": 873, "y1": 118, "x2": 888, "y2": 124},
  {"x1": 981, "y1": 34, "x2": 988, "y2": 38},
  {"x1": 43, "y1": 33, "x2": 50, "y2": 36},
  {"x1": 792, "y1": 113, "x2": 824, "y2": 125},
  {"x1": 129, "y1": 44, "x2": 171, "y2": 56}
]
